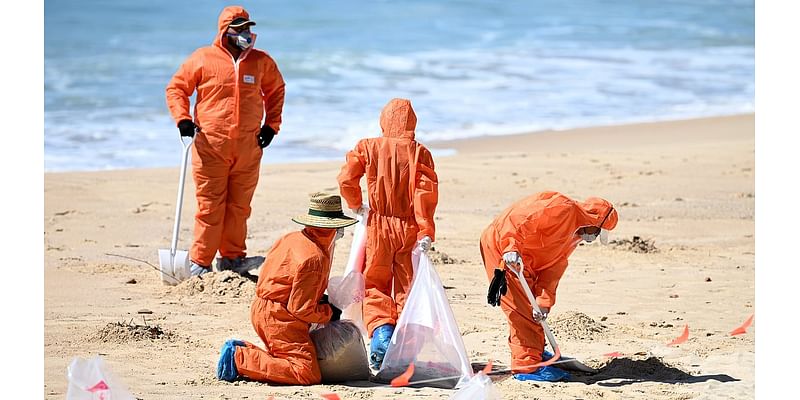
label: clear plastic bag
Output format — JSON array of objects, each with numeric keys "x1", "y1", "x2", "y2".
[
  {"x1": 66, "y1": 356, "x2": 135, "y2": 400},
  {"x1": 332, "y1": 208, "x2": 369, "y2": 334},
  {"x1": 375, "y1": 249, "x2": 473, "y2": 389},
  {"x1": 449, "y1": 371, "x2": 501, "y2": 400},
  {"x1": 310, "y1": 320, "x2": 371, "y2": 383},
  {"x1": 327, "y1": 270, "x2": 365, "y2": 311}
]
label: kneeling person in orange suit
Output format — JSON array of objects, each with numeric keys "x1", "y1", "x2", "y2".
[
  {"x1": 337, "y1": 98, "x2": 439, "y2": 369},
  {"x1": 480, "y1": 191, "x2": 618, "y2": 382},
  {"x1": 216, "y1": 193, "x2": 356, "y2": 384}
]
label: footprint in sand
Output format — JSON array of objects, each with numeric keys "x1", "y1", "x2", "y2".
[
  {"x1": 54, "y1": 210, "x2": 76, "y2": 216},
  {"x1": 132, "y1": 201, "x2": 163, "y2": 214}
]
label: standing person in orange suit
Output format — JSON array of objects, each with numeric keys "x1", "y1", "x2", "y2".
[
  {"x1": 216, "y1": 193, "x2": 356, "y2": 384},
  {"x1": 165, "y1": 5, "x2": 285, "y2": 276},
  {"x1": 337, "y1": 98, "x2": 439, "y2": 369},
  {"x1": 481, "y1": 191, "x2": 618, "y2": 381}
]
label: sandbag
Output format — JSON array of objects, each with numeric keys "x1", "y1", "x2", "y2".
[{"x1": 310, "y1": 320, "x2": 371, "y2": 383}]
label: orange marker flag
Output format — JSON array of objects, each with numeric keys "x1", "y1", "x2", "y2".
[
  {"x1": 668, "y1": 324, "x2": 689, "y2": 346},
  {"x1": 482, "y1": 360, "x2": 493, "y2": 374},
  {"x1": 390, "y1": 363, "x2": 415, "y2": 387},
  {"x1": 730, "y1": 314, "x2": 754, "y2": 336},
  {"x1": 603, "y1": 352, "x2": 624, "y2": 358},
  {"x1": 320, "y1": 394, "x2": 341, "y2": 400}
]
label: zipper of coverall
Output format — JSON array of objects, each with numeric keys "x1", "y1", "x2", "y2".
[
  {"x1": 228, "y1": 44, "x2": 253, "y2": 140},
  {"x1": 231, "y1": 55, "x2": 241, "y2": 140}
]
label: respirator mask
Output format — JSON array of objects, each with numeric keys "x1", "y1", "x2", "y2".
[{"x1": 227, "y1": 31, "x2": 253, "y2": 50}]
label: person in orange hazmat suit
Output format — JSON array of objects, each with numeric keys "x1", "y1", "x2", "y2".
[
  {"x1": 337, "y1": 98, "x2": 439, "y2": 369},
  {"x1": 165, "y1": 6, "x2": 285, "y2": 276},
  {"x1": 216, "y1": 193, "x2": 356, "y2": 384},
  {"x1": 481, "y1": 191, "x2": 618, "y2": 381}
]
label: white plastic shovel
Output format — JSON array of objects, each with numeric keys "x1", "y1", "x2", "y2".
[
  {"x1": 158, "y1": 136, "x2": 193, "y2": 285},
  {"x1": 509, "y1": 260, "x2": 597, "y2": 373}
]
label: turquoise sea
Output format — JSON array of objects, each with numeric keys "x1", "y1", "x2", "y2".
[{"x1": 45, "y1": 0, "x2": 754, "y2": 171}]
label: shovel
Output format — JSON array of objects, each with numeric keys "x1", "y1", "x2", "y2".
[
  {"x1": 508, "y1": 260, "x2": 597, "y2": 373},
  {"x1": 158, "y1": 136, "x2": 194, "y2": 285}
]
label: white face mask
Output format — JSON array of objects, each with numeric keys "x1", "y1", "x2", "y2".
[
  {"x1": 334, "y1": 227, "x2": 345, "y2": 242},
  {"x1": 599, "y1": 229, "x2": 609, "y2": 245},
  {"x1": 227, "y1": 31, "x2": 253, "y2": 50},
  {"x1": 581, "y1": 232, "x2": 598, "y2": 243}
]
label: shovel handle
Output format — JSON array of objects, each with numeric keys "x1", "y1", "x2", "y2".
[
  {"x1": 505, "y1": 261, "x2": 562, "y2": 366},
  {"x1": 170, "y1": 136, "x2": 194, "y2": 257}
]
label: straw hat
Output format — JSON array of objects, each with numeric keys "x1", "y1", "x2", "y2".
[{"x1": 292, "y1": 193, "x2": 357, "y2": 228}]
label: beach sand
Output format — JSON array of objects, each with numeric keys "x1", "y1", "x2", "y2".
[{"x1": 44, "y1": 114, "x2": 754, "y2": 399}]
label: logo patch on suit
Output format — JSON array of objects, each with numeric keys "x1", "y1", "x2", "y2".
[{"x1": 243, "y1": 75, "x2": 255, "y2": 84}]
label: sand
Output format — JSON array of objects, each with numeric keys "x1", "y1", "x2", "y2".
[{"x1": 44, "y1": 114, "x2": 754, "y2": 399}]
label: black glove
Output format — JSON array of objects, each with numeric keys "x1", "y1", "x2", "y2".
[
  {"x1": 487, "y1": 268, "x2": 507, "y2": 307},
  {"x1": 319, "y1": 294, "x2": 342, "y2": 322},
  {"x1": 329, "y1": 303, "x2": 342, "y2": 322},
  {"x1": 258, "y1": 125, "x2": 276, "y2": 148},
  {"x1": 178, "y1": 119, "x2": 196, "y2": 138}
]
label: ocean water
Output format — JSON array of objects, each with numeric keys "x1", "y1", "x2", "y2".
[{"x1": 44, "y1": 0, "x2": 754, "y2": 172}]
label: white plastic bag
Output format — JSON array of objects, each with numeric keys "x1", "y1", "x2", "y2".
[
  {"x1": 449, "y1": 371, "x2": 500, "y2": 400},
  {"x1": 66, "y1": 356, "x2": 135, "y2": 400},
  {"x1": 333, "y1": 207, "x2": 369, "y2": 334},
  {"x1": 375, "y1": 249, "x2": 473, "y2": 389},
  {"x1": 450, "y1": 371, "x2": 500, "y2": 400},
  {"x1": 327, "y1": 270, "x2": 365, "y2": 310}
]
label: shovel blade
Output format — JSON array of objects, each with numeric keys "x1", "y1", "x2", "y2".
[
  {"x1": 556, "y1": 355, "x2": 597, "y2": 373},
  {"x1": 158, "y1": 249, "x2": 190, "y2": 285}
]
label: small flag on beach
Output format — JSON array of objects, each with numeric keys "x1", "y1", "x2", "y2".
[
  {"x1": 390, "y1": 363, "x2": 416, "y2": 387},
  {"x1": 482, "y1": 360, "x2": 493, "y2": 374},
  {"x1": 87, "y1": 380, "x2": 109, "y2": 392},
  {"x1": 603, "y1": 352, "x2": 624, "y2": 358},
  {"x1": 730, "y1": 314, "x2": 754, "y2": 336},
  {"x1": 668, "y1": 324, "x2": 689, "y2": 346}
]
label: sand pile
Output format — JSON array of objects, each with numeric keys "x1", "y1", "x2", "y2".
[
  {"x1": 167, "y1": 271, "x2": 256, "y2": 299},
  {"x1": 90, "y1": 321, "x2": 175, "y2": 344},
  {"x1": 609, "y1": 236, "x2": 659, "y2": 253},
  {"x1": 587, "y1": 357, "x2": 693, "y2": 383},
  {"x1": 549, "y1": 311, "x2": 607, "y2": 341}
]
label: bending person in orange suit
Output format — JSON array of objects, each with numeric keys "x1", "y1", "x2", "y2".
[
  {"x1": 216, "y1": 193, "x2": 356, "y2": 384},
  {"x1": 481, "y1": 191, "x2": 618, "y2": 381},
  {"x1": 165, "y1": 6, "x2": 285, "y2": 276},
  {"x1": 337, "y1": 98, "x2": 439, "y2": 369}
]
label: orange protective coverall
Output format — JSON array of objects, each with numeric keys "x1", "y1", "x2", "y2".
[
  {"x1": 479, "y1": 191, "x2": 618, "y2": 372},
  {"x1": 165, "y1": 6, "x2": 285, "y2": 266},
  {"x1": 337, "y1": 98, "x2": 439, "y2": 336},
  {"x1": 234, "y1": 227, "x2": 336, "y2": 385}
]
